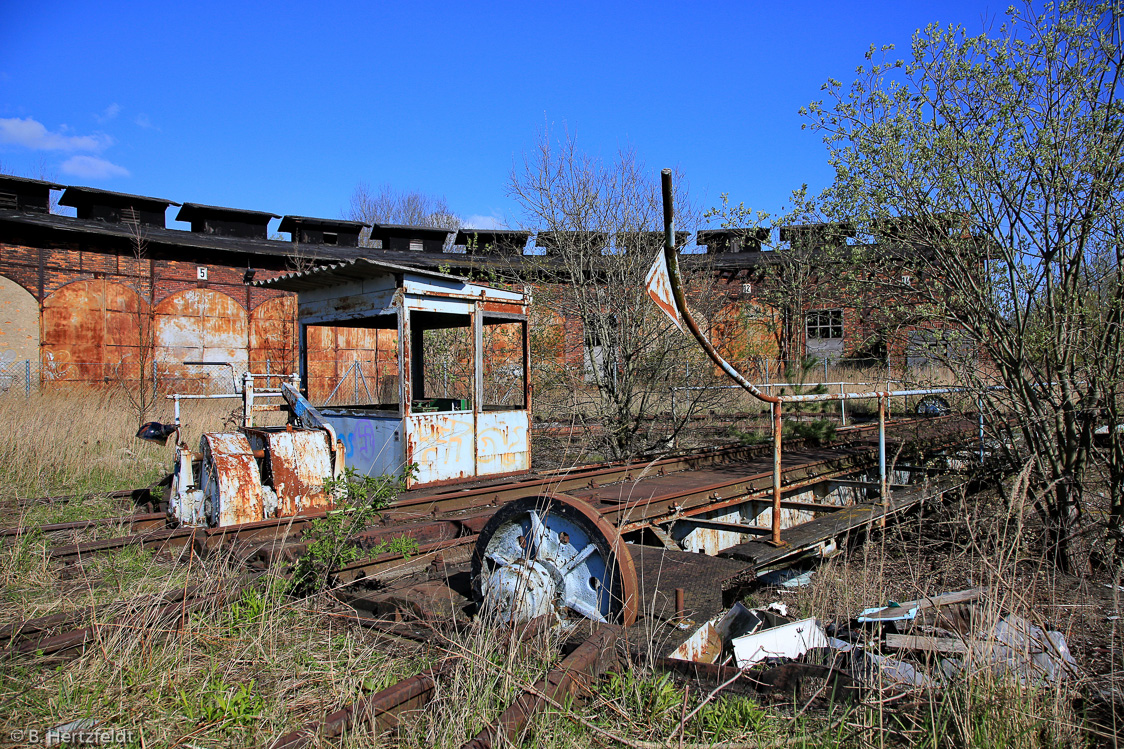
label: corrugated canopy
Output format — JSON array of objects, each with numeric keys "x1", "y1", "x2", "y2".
[{"x1": 252, "y1": 256, "x2": 472, "y2": 291}]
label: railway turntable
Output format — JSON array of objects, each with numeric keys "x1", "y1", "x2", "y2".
[{"x1": 38, "y1": 244, "x2": 982, "y2": 649}]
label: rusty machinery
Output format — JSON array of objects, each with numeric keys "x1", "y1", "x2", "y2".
[
  {"x1": 131, "y1": 206, "x2": 968, "y2": 630},
  {"x1": 140, "y1": 373, "x2": 346, "y2": 528},
  {"x1": 134, "y1": 257, "x2": 644, "y2": 629}
]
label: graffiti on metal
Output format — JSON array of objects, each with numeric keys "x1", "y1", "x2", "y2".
[
  {"x1": 476, "y1": 411, "x2": 529, "y2": 476},
  {"x1": 406, "y1": 412, "x2": 474, "y2": 485}
]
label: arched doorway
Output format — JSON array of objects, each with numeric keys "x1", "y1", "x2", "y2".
[
  {"x1": 41, "y1": 279, "x2": 147, "y2": 385},
  {"x1": 154, "y1": 289, "x2": 247, "y2": 393}
]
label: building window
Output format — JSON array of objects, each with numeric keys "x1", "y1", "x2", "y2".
[{"x1": 806, "y1": 309, "x2": 843, "y2": 340}]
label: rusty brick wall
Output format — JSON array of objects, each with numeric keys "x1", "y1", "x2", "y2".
[{"x1": 0, "y1": 235, "x2": 302, "y2": 391}]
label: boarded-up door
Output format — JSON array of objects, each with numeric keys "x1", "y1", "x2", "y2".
[
  {"x1": 41, "y1": 279, "x2": 147, "y2": 385},
  {"x1": 154, "y1": 290, "x2": 247, "y2": 393}
]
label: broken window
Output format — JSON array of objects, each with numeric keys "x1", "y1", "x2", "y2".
[
  {"x1": 805, "y1": 309, "x2": 843, "y2": 340},
  {"x1": 583, "y1": 316, "x2": 618, "y2": 381},
  {"x1": 483, "y1": 317, "x2": 526, "y2": 410},
  {"x1": 413, "y1": 311, "x2": 472, "y2": 412}
]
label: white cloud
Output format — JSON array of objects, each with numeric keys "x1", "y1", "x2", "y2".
[
  {"x1": 134, "y1": 113, "x2": 157, "y2": 130},
  {"x1": 60, "y1": 155, "x2": 130, "y2": 179},
  {"x1": 464, "y1": 214, "x2": 507, "y2": 230},
  {"x1": 0, "y1": 117, "x2": 112, "y2": 152},
  {"x1": 94, "y1": 103, "x2": 121, "y2": 123}
]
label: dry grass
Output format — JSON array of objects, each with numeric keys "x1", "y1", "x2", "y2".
[
  {"x1": 769, "y1": 474, "x2": 1120, "y2": 748},
  {"x1": 0, "y1": 388, "x2": 250, "y2": 525},
  {"x1": 1, "y1": 390, "x2": 1118, "y2": 748},
  {"x1": 0, "y1": 388, "x2": 204, "y2": 499}
]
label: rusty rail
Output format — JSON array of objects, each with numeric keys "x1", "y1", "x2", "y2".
[
  {"x1": 0, "y1": 512, "x2": 166, "y2": 539},
  {"x1": 38, "y1": 415, "x2": 968, "y2": 564},
  {"x1": 461, "y1": 625, "x2": 621, "y2": 749},
  {"x1": 266, "y1": 656, "x2": 463, "y2": 749},
  {"x1": 0, "y1": 583, "x2": 247, "y2": 658}
]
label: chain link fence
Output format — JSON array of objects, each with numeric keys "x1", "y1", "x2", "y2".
[
  {"x1": 0, "y1": 358, "x2": 34, "y2": 395},
  {"x1": 3, "y1": 355, "x2": 960, "y2": 402}
]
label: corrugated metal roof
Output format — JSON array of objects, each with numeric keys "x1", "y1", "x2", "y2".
[{"x1": 251, "y1": 256, "x2": 469, "y2": 291}]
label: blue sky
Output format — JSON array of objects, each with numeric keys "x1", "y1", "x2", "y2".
[{"x1": 1, "y1": 1, "x2": 997, "y2": 232}]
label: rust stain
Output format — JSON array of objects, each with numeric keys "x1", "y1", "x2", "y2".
[
  {"x1": 41, "y1": 279, "x2": 146, "y2": 384},
  {"x1": 155, "y1": 289, "x2": 248, "y2": 393},
  {"x1": 478, "y1": 301, "x2": 529, "y2": 315},
  {"x1": 405, "y1": 413, "x2": 473, "y2": 486},
  {"x1": 644, "y1": 252, "x2": 684, "y2": 331},
  {"x1": 672, "y1": 622, "x2": 724, "y2": 664},
  {"x1": 249, "y1": 429, "x2": 334, "y2": 517},
  {"x1": 201, "y1": 432, "x2": 264, "y2": 526},
  {"x1": 249, "y1": 296, "x2": 298, "y2": 373},
  {"x1": 476, "y1": 412, "x2": 529, "y2": 476},
  {"x1": 306, "y1": 325, "x2": 394, "y2": 403}
]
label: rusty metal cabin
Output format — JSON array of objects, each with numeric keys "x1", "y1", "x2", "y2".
[{"x1": 257, "y1": 258, "x2": 531, "y2": 488}]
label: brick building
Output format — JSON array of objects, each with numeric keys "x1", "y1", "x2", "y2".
[{"x1": 0, "y1": 175, "x2": 944, "y2": 398}]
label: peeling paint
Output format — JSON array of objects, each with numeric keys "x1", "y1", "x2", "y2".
[
  {"x1": 200, "y1": 432, "x2": 263, "y2": 526},
  {"x1": 246, "y1": 429, "x2": 334, "y2": 517}
]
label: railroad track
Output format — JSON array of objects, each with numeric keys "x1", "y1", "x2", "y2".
[
  {"x1": 8, "y1": 414, "x2": 972, "y2": 566},
  {"x1": 0, "y1": 414, "x2": 977, "y2": 668}
]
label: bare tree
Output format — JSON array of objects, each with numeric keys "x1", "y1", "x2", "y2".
[
  {"x1": 347, "y1": 182, "x2": 462, "y2": 246},
  {"x1": 506, "y1": 130, "x2": 730, "y2": 461},
  {"x1": 118, "y1": 217, "x2": 158, "y2": 425}
]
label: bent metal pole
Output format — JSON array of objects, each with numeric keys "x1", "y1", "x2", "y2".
[{"x1": 648, "y1": 169, "x2": 785, "y2": 546}]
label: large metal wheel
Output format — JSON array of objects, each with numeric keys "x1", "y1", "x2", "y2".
[{"x1": 471, "y1": 494, "x2": 638, "y2": 627}]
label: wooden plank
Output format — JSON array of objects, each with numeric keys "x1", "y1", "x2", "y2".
[
  {"x1": 861, "y1": 588, "x2": 984, "y2": 621},
  {"x1": 718, "y1": 476, "x2": 969, "y2": 569},
  {"x1": 884, "y1": 634, "x2": 969, "y2": 654}
]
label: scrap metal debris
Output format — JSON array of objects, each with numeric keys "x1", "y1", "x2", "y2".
[{"x1": 665, "y1": 586, "x2": 1079, "y2": 695}]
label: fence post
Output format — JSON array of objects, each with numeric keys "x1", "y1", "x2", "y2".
[
  {"x1": 152, "y1": 359, "x2": 158, "y2": 401},
  {"x1": 977, "y1": 395, "x2": 985, "y2": 464},
  {"x1": 771, "y1": 400, "x2": 783, "y2": 546},
  {"x1": 25, "y1": 359, "x2": 31, "y2": 396},
  {"x1": 878, "y1": 394, "x2": 888, "y2": 527}
]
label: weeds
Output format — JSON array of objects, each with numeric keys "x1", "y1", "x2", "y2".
[
  {"x1": 288, "y1": 466, "x2": 413, "y2": 595},
  {"x1": 0, "y1": 389, "x2": 1117, "y2": 748},
  {"x1": 180, "y1": 679, "x2": 266, "y2": 727},
  {"x1": 784, "y1": 418, "x2": 837, "y2": 445}
]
